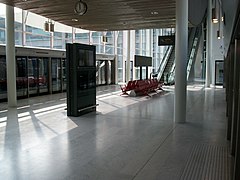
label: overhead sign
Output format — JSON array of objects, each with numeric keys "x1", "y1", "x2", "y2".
[
  {"x1": 158, "y1": 35, "x2": 175, "y2": 46},
  {"x1": 134, "y1": 55, "x2": 152, "y2": 67}
]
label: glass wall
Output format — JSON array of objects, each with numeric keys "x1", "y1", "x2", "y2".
[
  {"x1": 117, "y1": 31, "x2": 123, "y2": 82},
  {"x1": 105, "y1": 31, "x2": 114, "y2": 55},
  {"x1": 75, "y1": 29, "x2": 90, "y2": 45},
  {"x1": 0, "y1": 4, "x2": 6, "y2": 44},
  {"x1": 92, "y1": 31, "x2": 103, "y2": 54},
  {"x1": 15, "y1": 7, "x2": 22, "y2": 45},
  {"x1": 54, "y1": 32, "x2": 72, "y2": 49}
]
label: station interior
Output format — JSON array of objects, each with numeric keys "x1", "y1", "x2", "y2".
[{"x1": 0, "y1": 0, "x2": 240, "y2": 179}]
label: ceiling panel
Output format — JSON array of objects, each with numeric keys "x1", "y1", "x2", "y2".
[{"x1": 0, "y1": 0, "x2": 176, "y2": 31}]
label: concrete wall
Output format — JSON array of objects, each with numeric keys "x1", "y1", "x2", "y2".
[{"x1": 189, "y1": 0, "x2": 208, "y2": 26}]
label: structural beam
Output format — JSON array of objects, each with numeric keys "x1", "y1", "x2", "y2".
[
  {"x1": 206, "y1": 0, "x2": 212, "y2": 87},
  {"x1": 126, "y1": 30, "x2": 131, "y2": 82}
]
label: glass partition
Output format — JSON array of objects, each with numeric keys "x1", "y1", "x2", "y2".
[
  {"x1": 62, "y1": 58, "x2": 67, "y2": 91},
  {"x1": 38, "y1": 57, "x2": 49, "y2": 94},
  {"x1": 28, "y1": 57, "x2": 38, "y2": 95},
  {"x1": 0, "y1": 56, "x2": 7, "y2": 100},
  {"x1": 16, "y1": 57, "x2": 28, "y2": 98},
  {"x1": 51, "y1": 58, "x2": 62, "y2": 92}
]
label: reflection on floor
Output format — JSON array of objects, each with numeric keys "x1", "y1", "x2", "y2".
[{"x1": 0, "y1": 84, "x2": 232, "y2": 179}]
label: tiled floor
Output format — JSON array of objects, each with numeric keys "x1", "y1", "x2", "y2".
[{"x1": 0, "y1": 84, "x2": 232, "y2": 180}]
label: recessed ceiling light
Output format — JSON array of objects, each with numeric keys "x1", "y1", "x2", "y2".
[
  {"x1": 72, "y1": 19, "x2": 78, "y2": 22},
  {"x1": 151, "y1": 11, "x2": 158, "y2": 15}
]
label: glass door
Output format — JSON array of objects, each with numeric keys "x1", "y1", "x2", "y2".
[
  {"x1": 215, "y1": 60, "x2": 224, "y2": 85},
  {"x1": 0, "y1": 56, "x2": 7, "y2": 101},
  {"x1": 38, "y1": 57, "x2": 49, "y2": 94},
  {"x1": 51, "y1": 58, "x2": 62, "y2": 92},
  {"x1": 62, "y1": 58, "x2": 67, "y2": 91},
  {"x1": 28, "y1": 57, "x2": 49, "y2": 96},
  {"x1": 16, "y1": 57, "x2": 28, "y2": 98},
  {"x1": 28, "y1": 57, "x2": 38, "y2": 96}
]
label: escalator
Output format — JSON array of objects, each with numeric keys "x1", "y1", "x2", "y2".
[
  {"x1": 95, "y1": 54, "x2": 116, "y2": 86},
  {"x1": 157, "y1": 25, "x2": 202, "y2": 85},
  {"x1": 159, "y1": 46, "x2": 175, "y2": 83}
]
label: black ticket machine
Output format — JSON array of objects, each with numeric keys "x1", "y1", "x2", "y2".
[{"x1": 66, "y1": 43, "x2": 97, "y2": 116}]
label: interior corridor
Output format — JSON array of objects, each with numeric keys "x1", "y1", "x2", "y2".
[{"x1": 0, "y1": 84, "x2": 232, "y2": 180}]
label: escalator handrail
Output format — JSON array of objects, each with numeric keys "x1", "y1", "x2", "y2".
[
  {"x1": 186, "y1": 27, "x2": 202, "y2": 80},
  {"x1": 156, "y1": 45, "x2": 173, "y2": 81}
]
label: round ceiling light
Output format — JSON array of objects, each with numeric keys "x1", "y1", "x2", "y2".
[
  {"x1": 151, "y1": 11, "x2": 159, "y2": 15},
  {"x1": 74, "y1": 0, "x2": 88, "y2": 16}
]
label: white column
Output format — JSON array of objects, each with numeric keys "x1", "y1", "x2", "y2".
[
  {"x1": 22, "y1": 10, "x2": 26, "y2": 46},
  {"x1": 114, "y1": 31, "x2": 118, "y2": 83},
  {"x1": 174, "y1": 0, "x2": 188, "y2": 123},
  {"x1": 131, "y1": 31, "x2": 136, "y2": 80},
  {"x1": 206, "y1": 0, "x2": 212, "y2": 87},
  {"x1": 6, "y1": 5, "x2": 17, "y2": 107},
  {"x1": 72, "y1": 27, "x2": 76, "y2": 43},
  {"x1": 50, "y1": 32, "x2": 54, "y2": 49},
  {"x1": 126, "y1": 30, "x2": 131, "y2": 82}
]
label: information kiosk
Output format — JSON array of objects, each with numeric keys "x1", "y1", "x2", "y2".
[{"x1": 66, "y1": 43, "x2": 97, "y2": 116}]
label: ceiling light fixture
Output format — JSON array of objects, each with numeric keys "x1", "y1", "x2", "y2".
[
  {"x1": 151, "y1": 11, "x2": 159, "y2": 15},
  {"x1": 217, "y1": 0, "x2": 221, "y2": 39},
  {"x1": 44, "y1": 20, "x2": 54, "y2": 32},
  {"x1": 44, "y1": 21, "x2": 49, "y2": 32},
  {"x1": 72, "y1": 19, "x2": 79, "y2": 22},
  {"x1": 212, "y1": 8, "x2": 218, "y2": 23},
  {"x1": 74, "y1": 0, "x2": 88, "y2": 16},
  {"x1": 217, "y1": 30, "x2": 221, "y2": 39}
]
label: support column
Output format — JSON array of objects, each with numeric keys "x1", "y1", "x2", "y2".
[
  {"x1": 126, "y1": 30, "x2": 131, "y2": 82},
  {"x1": 174, "y1": 0, "x2": 188, "y2": 123},
  {"x1": 72, "y1": 27, "x2": 76, "y2": 43},
  {"x1": 50, "y1": 32, "x2": 54, "y2": 49},
  {"x1": 6, "y1": 5, "x2": 17, "y2": 107},
  {"x1": 206, "y1": 0, "x2": 212, "y2": 87},
  {"x1": 114, "y1": 32, "x2": 118, "y2": 83},
  {"x1": 22, "y1": 10, "x2": 26, "y2": 46}
]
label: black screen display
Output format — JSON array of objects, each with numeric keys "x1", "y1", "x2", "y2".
[{"x1": 78, "y1": 49, "x2": 94, "y2": 67}]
